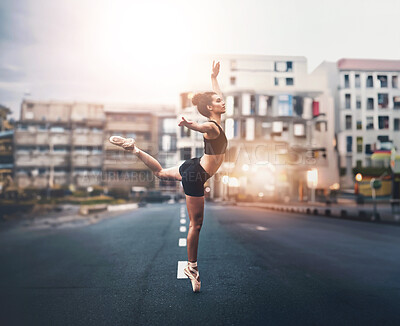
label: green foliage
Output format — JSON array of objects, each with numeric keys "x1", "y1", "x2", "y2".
[
  {"x1": 107, "y1": 188, "x2": 130, "y2": 200},
  {"x1": 352, "y1": 166, "x2": 392, "y2": 177}
]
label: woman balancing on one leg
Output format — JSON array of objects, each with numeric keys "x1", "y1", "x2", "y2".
[{"x1": 109, "y1": 61, "x2": 227, "y2": 292}]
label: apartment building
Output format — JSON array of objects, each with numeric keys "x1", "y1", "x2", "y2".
[
  {"x1": 14, "y1": 100, "x2": 105, "y2": 189},
  {"x1": 0, "y1": 104, "x2": 14, "y2": 191},
  {"x1": 335, "y1": 59, "x2": 400, "y2": 185},
  {"x1": 103, "y1": 104, "x2": 176, "y2": 191},
  {"x1": 157, "y1": 112, "x2": 180, "y2": 192},
  {"x1": 180, "y1": 55, "x2": 339, "y2": 201}
]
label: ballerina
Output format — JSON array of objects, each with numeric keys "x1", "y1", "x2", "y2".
[{"x1": 109, "y1": 61, "x2": 227, "y2": 292}]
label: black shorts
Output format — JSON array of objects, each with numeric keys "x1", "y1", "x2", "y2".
[{"x1": 179, "y1": 157, "x2": 211, "y2": 197}]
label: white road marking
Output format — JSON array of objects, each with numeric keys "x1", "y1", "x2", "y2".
[
  {"x1": 180, "y1": 226, "x2": 187, "y2": 232},
  {"x1": 177, "y1": 261, "x2": 188, "y2": 279},
  {"x1": 179, "y1": 238, "x2": 187, "y2": 247},
  {"x1": 180, "y1": 213, "x2": 186, "y2": 218},
  {"x1": 180, "y1": 219, "x2": 186, "y2": 224},
  {"x1": 256, "y1": 226, "x2": 269, "y2": 231}
]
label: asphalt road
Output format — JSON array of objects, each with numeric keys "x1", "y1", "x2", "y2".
[{"x1": 0, "y1": 203, "x2": 399, "y2": 326}]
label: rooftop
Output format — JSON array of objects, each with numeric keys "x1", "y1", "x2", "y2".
[{"x1": 338, "y1": 58, "x2": 400, "y2": 71}]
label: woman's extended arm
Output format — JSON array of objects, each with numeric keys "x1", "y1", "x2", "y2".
[
  {"x1": 178, "y1": 117, "x2": 218, "y2": 136},
  {"x1": 211, "y1": 61, "x2": 223, "y2": 98}
]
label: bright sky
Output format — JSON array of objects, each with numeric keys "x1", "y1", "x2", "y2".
[{"x1": 1, "y1": 0, "x2": 399, "y2": 118}]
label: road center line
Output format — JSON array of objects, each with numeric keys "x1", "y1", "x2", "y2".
[
  {"x1": 179, "y1": 238, "x2": 187, "y2": 247},
  {"x1": 180, "y1": 219, "x2": 186, "y2": 224},
  {"x1": 177, "y1": 261, "x2": 188, "y2": 279},
  {"x1": 179, "y1": 226, "x2": 187, "y2": 232}
]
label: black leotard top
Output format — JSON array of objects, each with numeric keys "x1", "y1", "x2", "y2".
[{"x1": 204, "y1": 120, "x2": 227, "y2": 155}]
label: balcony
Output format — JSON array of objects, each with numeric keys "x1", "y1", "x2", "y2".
[
  {"x1": 72, "y1": 133, "x2": 104, "y2": 146},
  {"x1": 15, "y1": 131, "x2": 70, "y2": 145},
  {"x1": 72, "y1": 155, "x2": 102, "y2": 167},
  {"x1": 15, "y1": 153, "x2": 70, "y2": 167}
]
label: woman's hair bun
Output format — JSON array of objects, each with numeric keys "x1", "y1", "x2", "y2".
[{"x1": 192, "y1": 93, "x2": 202, "y2": 106}]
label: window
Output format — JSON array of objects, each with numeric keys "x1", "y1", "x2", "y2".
[
  {"x1": 274, "y1": 61, "x2": 292, "y2": 72},
  {"x1": 230, "y1": 76, "x2": 236, "y2": 85},
  {"x1": 195, "y1": 147, "x2": 203, "y2": 157},
  {"x1": 394, "y1": 96, "x2": 400, "y2": 109},
  {"x1": 234, "y1": 95, "x2": 240, "y2": 115},
  {"x1": 344, "y1": 74, "x2": 350, "y2": 88},
  {"x1": 356, "y1": 120, "x2": 362, "y2": 130},
  {"x1": 346, "y1": 136, "x2": 352, "y2": 153},
  {"x1": 378, "y1": 116, "x2": 389, "y2": 129},
  {"x1": 356, "y1": 96, "x2": 361, "y2": 109},
  {"x1": 356, "y1": 160, "x2": 362, "y2": 168},
  {"x1": 250, "y1": 95, "x2": 256, "y2": 115},
  {"x1": 378, "y1": 93, "x2": 389, "y2": 108},
  {"x1": 180, "y1": 147, "x2": 191, "y2": 160},
  {"x1": 357, "y1": 137, "x2": 363, "y2": 153},
  {"x1": 366, "y1": 75, "x2": 373, "y2": 88},
  {"x1": 394, "y1": 118, "x2": 400, "y2": 131},
  {"x1": 355, "y1": 74, "x2": 360, "y2": 88},
  {"x1": 274, "y1": 77, "x2": 279, "y2": 86},
  {"x1": 163, "y1": 119, "x2": 176, "y2": 133},
  {"x1": 240, "y1": 119, "x2": 247, "y2": 138},
  {"x1": 294, "y1": 124, "x2": 305, "y2": 136},
  {"x1": 50, "y1": 126, "x2": 65, "y2": 133},
  {"x1": 54, "y1": 146, "x2": 69, "y2": 152},
  {"x1": 366, "y1": 117, "x2": 374, "y2": 130},
  {"x1": 365, "y1": 144, "x2": 373, "y2": 155},
  {"x1": 18, "y1": 124, "x2": 28, "y2": 130},
  {"x1": 286, "y1": 78, "x2": 294, "y2": 86},
  {"x1": 180, "y1": 126, "x2": 190, "y2": 138},
  {"x1": 392, "y1": 75, "x2": 398, "y2": 88},
  {"x1": 345, "y1": 115, "x2": 352, "y2": 130},
  {"x1": 377, "y1": 75, "x2": 388, "y2": 88},
  {"x1": 38, "y1": 145, "x2": 49, "y2": 152},
  {"x1": 367, "y1": 98, "x2": 374, "y2": 110},
  {"x1": 345, "y1": 94, "x2": 351, "y2": 109},
  {"x1": 126, "y1": 132, "x2": 136, "y2": 139}
]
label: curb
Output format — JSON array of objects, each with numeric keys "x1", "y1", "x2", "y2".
[{"x1": 236, "y1": 202, "x2": 398, "y2": 225}]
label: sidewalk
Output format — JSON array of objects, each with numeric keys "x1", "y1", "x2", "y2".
[{"x1": 236, "y1": 200, "x2": 400, "y2": 224}]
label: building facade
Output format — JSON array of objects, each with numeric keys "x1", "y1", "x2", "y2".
[
  {"x1": 180, "y1": 55, "x2": 339, "y2": 201},
  {"x1": 336, "y1": 59, "x2": 400, "y2": 186},
  {"x1": 0, "y1": 104, "x2": 14, "y2": 192},
  {"x1": 14, "y1": 100, "x2": 105, "y2": 189},
  {"x1": 14, "y1": 100, "x2": 178, "y2": 192},
  {"x1": 103, "y1": 107, "x2": 160, "y2": 191}
]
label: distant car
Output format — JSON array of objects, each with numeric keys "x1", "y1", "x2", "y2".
[
  {"x1": 142, "y1": 191, "x2": 171, "y2": 203},
  {"x1": 138, "y1": 200, "x2": 147, "y2": 207}
]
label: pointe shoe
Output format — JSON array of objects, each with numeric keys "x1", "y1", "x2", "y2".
[
  {"x1": 184, "y1": 265, "x2": 201, "y2": 293},
  {"x1": 109, "y1": 136, "x2": 139, "y2": 153}
]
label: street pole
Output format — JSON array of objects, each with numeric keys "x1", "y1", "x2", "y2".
[{"x1": 311, "y1": 186, "x2": 315, "y2": 203}]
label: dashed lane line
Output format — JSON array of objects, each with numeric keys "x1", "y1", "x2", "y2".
[
  {"x1": 180, "y1": 226, "x2": 187, "y2": 232},
  {"x1": 179, "y1": 238, "x2": 187, "y2": 247},
  {"x1": 177, "y1": 261, "x2": 188, "y2": 279}
]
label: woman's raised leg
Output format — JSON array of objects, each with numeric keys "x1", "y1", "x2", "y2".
[
  {"x1": 109, "y1": 136, "x2": 181, "y2": 181},
  {"x1": 135, "y1": 149, "x2": 182, "y2": 181}
]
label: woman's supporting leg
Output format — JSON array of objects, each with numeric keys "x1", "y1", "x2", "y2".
[{"x1": 185, "y1": 195, "x2": 205, "y2": 263}]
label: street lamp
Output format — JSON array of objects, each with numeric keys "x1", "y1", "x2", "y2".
[
  {"x1": 307, "y1": 168, "x2": 318, "y2": 203},
  {"x1": 355, "y1": 173, "x2": 363, "y2": 204}
]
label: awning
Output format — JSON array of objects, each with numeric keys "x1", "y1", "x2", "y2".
[{"x1": 371, "y1": 152, "x2": 391, "y2": 160}]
